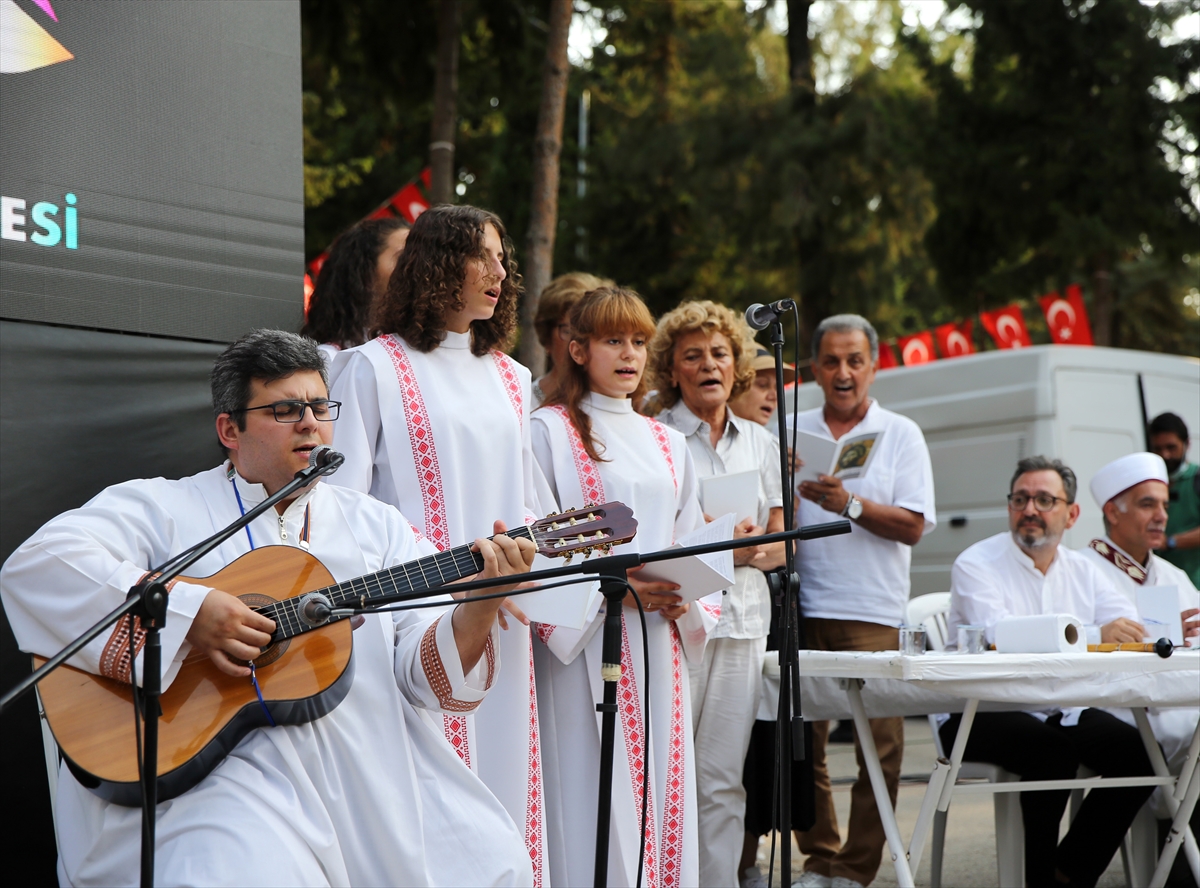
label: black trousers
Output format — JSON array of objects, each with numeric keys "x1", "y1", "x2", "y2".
[{"x1": 940, "y1": 708, "x2": 1155, "y2": 888}]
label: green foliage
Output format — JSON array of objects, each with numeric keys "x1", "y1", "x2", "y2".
[{"x1": 301, "y1": 0, "x2": 1199, "y2": 357}]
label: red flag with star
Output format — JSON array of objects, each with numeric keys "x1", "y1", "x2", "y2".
[
  {"x1": 934, "y1": 319, "x2": 975, "y2": 358},
  {"x1": 898, "y1": 331, "x2": 936, "y2": 365},
  {"x1": 980, "y1": 304, "x2": 1032, "y2": 349},
  {"x1": 1039, "y1": 284, "x2": 1094, "y2": 345}
]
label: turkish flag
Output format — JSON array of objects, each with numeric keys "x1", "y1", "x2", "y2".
[
  {"x1": 389, "y1": 182, "x2": 430, "y2": 224},
  {"x1": 980, "y1": 304, "x2": 1033, "y2": 349},
  {"x1": 878, "y1": 340, "x2": 899, "y2": 369},
  {"x1": 1039, "y1": 284, "x2": 1094, "y2": 345},
  {"x1": 898, "y1": 331, "x2": 936, "y2": 365},
  {"x1": 934, "y1": 319, "x2": 975, "y2": 358}
]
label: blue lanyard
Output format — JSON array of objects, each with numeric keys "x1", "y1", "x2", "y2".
[{"x1": 229, "y1": 473, "x2": 257, "y2": 551}]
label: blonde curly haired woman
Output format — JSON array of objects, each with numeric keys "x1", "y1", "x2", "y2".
[{"x1": 650, "y1": 300, "x2": 786, "y2": 888}]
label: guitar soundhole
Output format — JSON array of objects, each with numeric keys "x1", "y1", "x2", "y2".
[{"x1": 238, "y1": 593, "x2": 290, "y2": 668}]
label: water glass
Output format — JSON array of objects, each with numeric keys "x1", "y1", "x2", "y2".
[
  {"x1": 899, "y1": 625, "x2": 927, "y2": 655},
  {"x1": 957, "y1": 625, "x2": 987, "y2": 654}
]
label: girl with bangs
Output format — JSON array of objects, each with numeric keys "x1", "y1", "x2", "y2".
[
  {"x1": 532, "y1": 286, "x2": 717, "y2": 888},
  {"x1": 329, "y1": 204, "x2": 549, "y2": 886}
]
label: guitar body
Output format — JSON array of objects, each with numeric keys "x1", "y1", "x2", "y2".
[{"x1": 35, "y1": 546, "x2": 354, "y2": 806}]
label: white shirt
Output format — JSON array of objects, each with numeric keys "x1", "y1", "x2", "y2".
[
  {"x1": 790, "y1": 400, "x2": 936, "y2": 626},
  {"x1": 0, "y1": 465, "x2": 529, "y2": 887},
  {"x1": 949, "y1": 531, "x2": 1137, "y2": 644},
  {"x1": 658, "y1": 400, "x2": 782, "y2": 639}
]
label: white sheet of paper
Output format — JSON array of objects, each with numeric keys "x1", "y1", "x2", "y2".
[
  {"x1": 700, "y1": 470, "x2": 759, "y2": 525},
  {"x1": 634, "y1": 512, "x2": 736, "y2": 602},
  {"x1": 515, "y1": 553, "x2": 603, "y2": 630},
  {"x1": 1137, "y1": 585, "x2": 1184, "y2": 647},
  {"x1": 788, "y1": 428, "x2": 838, "y2": 485}
]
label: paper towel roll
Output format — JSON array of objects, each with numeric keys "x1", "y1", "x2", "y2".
[{"x1": 994, "y1": 614, "x2": 1087, "y2": 653}]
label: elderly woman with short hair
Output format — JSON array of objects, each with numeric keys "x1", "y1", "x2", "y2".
[{"x1": 649, "y1": 300, "x2": 786, "y2": 888}]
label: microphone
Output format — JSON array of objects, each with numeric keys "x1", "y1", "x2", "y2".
[
  {"x1": 307, "y1": 445, "x2": 344, "y2": 472},
  {"x1": 744, "y1": 300, "x2": 796, "y2": 331}
]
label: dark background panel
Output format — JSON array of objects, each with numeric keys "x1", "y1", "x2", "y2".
[
  {"x1": 0, "y1": 0, "x2": 304, "y2": 341},
  {"x1": 0, "y1": 322, "x2": 224, "y2": 884}
]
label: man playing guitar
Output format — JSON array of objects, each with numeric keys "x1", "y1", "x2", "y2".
[{"x1": 1, "y1": 329, "x2": 538, "y2": 887}]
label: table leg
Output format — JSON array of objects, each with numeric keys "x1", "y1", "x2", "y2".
[
  {"x1": 1151, "y1": 757, "x2": 1200, "y2": 888},
  {"x1": 937, "y1": 698, "x2": 979, "y2": 813},
  {"x1": 1132, "y1": 709, "x2": 1200, "y2": 884},
  {"x1": 907, "y1": 754, "x2": 951, "y2": 875},
  {"x1": 846, "y1": 679, "x2": 915, "y2": 888}
]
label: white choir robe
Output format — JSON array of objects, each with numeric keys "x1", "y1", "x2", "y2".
[
  {"x1": 330, "y1": 330, "x2": 551, "y2": 884},
  {"x1": 531, "y1": 392, "x2": 720, "y2": 888},
  {"x1": 0, "y1": 465, "x2": 531, "y2": 888},
  {"x1": 1079, "y1": 537, "x2": 1200, "y2": 773}
]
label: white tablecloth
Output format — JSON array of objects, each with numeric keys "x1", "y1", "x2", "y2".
[{"x1": 790, "y1": 649, "x2": 1200, "y2": 720}]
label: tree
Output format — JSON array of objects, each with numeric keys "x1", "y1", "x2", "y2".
[
  {"x1": 519, "y1": 0, "x2": 573, "y2": 372},
  {"x1": 430, "y1": 0, "x2": 461, "y2": 205},
  {"x1": 903, "y1": 0, "x2": 1199, "y2": 348}
]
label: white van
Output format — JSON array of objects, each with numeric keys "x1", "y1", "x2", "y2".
[{"x1": 784, "y1": 345, "x2": 1200, "y2": 596}]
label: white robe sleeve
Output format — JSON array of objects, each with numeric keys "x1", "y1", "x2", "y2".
[
  {"x1": 0, "y1": 482, "x2": 212, "y2": 689},
  {"x1": 379, "y1": 511, "x2": 502, "y2": 713},
  {"x1": 667, "y1": 443, "x2": 719, "y2": 662},
  {"x1": 328, "y1": 350, "x2": 384, "y2": 496}
]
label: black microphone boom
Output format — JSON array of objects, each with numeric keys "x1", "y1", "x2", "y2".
[{"x1": 744, "y1": 299, "x2": 796, "y2": 331}]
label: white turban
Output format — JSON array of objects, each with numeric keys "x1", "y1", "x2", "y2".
[{"x1": 1090, "y1": 452, "x2": 1169, "y2": 508}]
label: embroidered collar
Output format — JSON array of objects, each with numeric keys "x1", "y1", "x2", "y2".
[{"x1": 1089, "y1": 537, "x2": 1148, "y2": 584}]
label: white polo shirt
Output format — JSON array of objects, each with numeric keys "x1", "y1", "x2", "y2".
[
  {"x1": 659, "y1": 400, "x2": 783, "y2": 639},
  {"x1": 790, "y1": 400, "x2": 936, "y2": 627},
  {"x1": 949, "y1": 531, "x2": 1137, "y2": 645}
]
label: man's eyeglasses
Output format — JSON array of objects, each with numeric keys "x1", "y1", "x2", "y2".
[
  {"x1": 232, "y1": 399, "x2": 341, "y2": 423},
  {"x1": 1007, "y1": 492, "x2": 1069, "y2": 512}
]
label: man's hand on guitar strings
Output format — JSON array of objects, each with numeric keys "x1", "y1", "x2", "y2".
[
  {"x1": 452, "y1": 520, "x2": 536, "y2": 671},
  {"x1": 185, "y1": 589, "x2": 277, "y2": 677}
]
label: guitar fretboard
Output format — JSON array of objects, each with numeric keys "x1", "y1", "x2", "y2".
[{"x1": 257, "y1": 525, "x2": 536, "y2": 642}]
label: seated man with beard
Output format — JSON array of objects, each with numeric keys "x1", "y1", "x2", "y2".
[{"x1": 944, "y1": 456, "x2": 1156, "y2": 888}]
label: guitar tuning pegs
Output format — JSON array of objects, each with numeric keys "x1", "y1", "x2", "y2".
[{"x1": 563, "y1": 552, "x2": 573, "y2": 565}]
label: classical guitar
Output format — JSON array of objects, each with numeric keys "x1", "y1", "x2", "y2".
[{"x1": 35, "y1": 503, "x2": 636, "y2": 806}]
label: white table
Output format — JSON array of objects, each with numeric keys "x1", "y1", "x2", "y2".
[{"x1": 792, "y1": 649, "x2": 1200, "y2": 888}]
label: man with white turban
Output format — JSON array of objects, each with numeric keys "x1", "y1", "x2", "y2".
[{"x1": 1079, "y1": 451, "x2": 1200, "y2": 769}]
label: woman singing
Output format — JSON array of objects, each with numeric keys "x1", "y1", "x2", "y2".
[{"x1": 532, "y1": 286, "x2": 718, "y2": 888}]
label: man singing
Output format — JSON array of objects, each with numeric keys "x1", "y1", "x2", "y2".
[
  {"x1": 946, "y1": 456, "x2": 1155, "y2": 888},
  {"x1": 0, "y1": 330, "x2": 536, "y2": 887}
]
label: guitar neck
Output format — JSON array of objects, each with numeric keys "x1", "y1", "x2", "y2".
[{"x1": 258, "y1": 525, "x2": 535, "y2": 642}]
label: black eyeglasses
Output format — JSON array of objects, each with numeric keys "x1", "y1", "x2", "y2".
[
  {"x1": 1007, "y1": 492, "x2": 1070, "y2": 512},
  {"x1": 232, "y1": 399, "x2": 341, "y2": 423}
]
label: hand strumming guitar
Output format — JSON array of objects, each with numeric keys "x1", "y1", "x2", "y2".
[{"x1": 187, "y1": 590, "x2": 277, "y2": 678}]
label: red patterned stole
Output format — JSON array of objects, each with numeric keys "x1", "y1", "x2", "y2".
[{"x1": 1089, "y1": 538, "x2": 1148, "y2": 584}]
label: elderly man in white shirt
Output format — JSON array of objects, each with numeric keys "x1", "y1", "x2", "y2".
[
  {"x1": 946, "y1": 456, "x2": 1156, "y2": 888},
  {"x1": 652, "y1": 301, "x2": 785, "y2": 888},
  {"x1": 789, "y1": 314, "x2": 936, "y2": 888}
]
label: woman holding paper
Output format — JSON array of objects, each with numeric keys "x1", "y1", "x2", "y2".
[
  {"x1": 648, "y1": 301, "x2": 786, "y2": 888},
  {"x1": 531, "y1": 286, "x2": 710, "y2": 888}
]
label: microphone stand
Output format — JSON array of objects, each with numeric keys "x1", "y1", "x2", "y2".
[
  {"x1": 325, "y1": 520, "x2": 851, "y2": 888},
  {"x1": 766, "y1": 306, "x2": 805, "y2": 886},
  {"x1": 0, "y1": 453, "x2": 345, "y2": 888}
]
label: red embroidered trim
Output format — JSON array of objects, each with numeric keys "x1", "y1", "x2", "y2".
[
  {"x1": 659, "y1": 624, "x2": 687, "y2": 888},
  {"x1": 491, "y1": 351, "x2": 524, "y2": 425},
  {"x1": 643, "y1": 417, "x2": 677, "y2": 495},
  {"x1": 547, "y1": 405, "x2": 607, "y2": 506},
  {"x1": 534, "y1": 622, "x2": 556, "y2": 645},
  {"x1": 620, "y1": 617, "x2": 659, "y2": 888},
  {"x1": 420, "y1": 616, "x2": 483, "y2": 713},
  {"x1": 99, "y1": 572, "x2": 175, "y2": 683},
  {"x1": 699, "y1": 600, "x2": 721, "y2": 621},
  {"x1": 526, "y1": 634, "x2": 545, "y2": 887},
  {"x1": 444, "y1": 715, "x2": 471, "y2": 767},
  {"x1": 379, "y1": 335, "x2": 449, "y2": 552},
  {"x1": 1089, "y1": 538, "x2": 1148, "y2": 584},
  {"x1": 407, "y1": 521, "x2": 429, "y2": 546}
]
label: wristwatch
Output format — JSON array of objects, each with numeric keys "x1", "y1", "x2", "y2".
[{"x1": 842, "y1": 494, "x2": 863, "y2": 521}]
